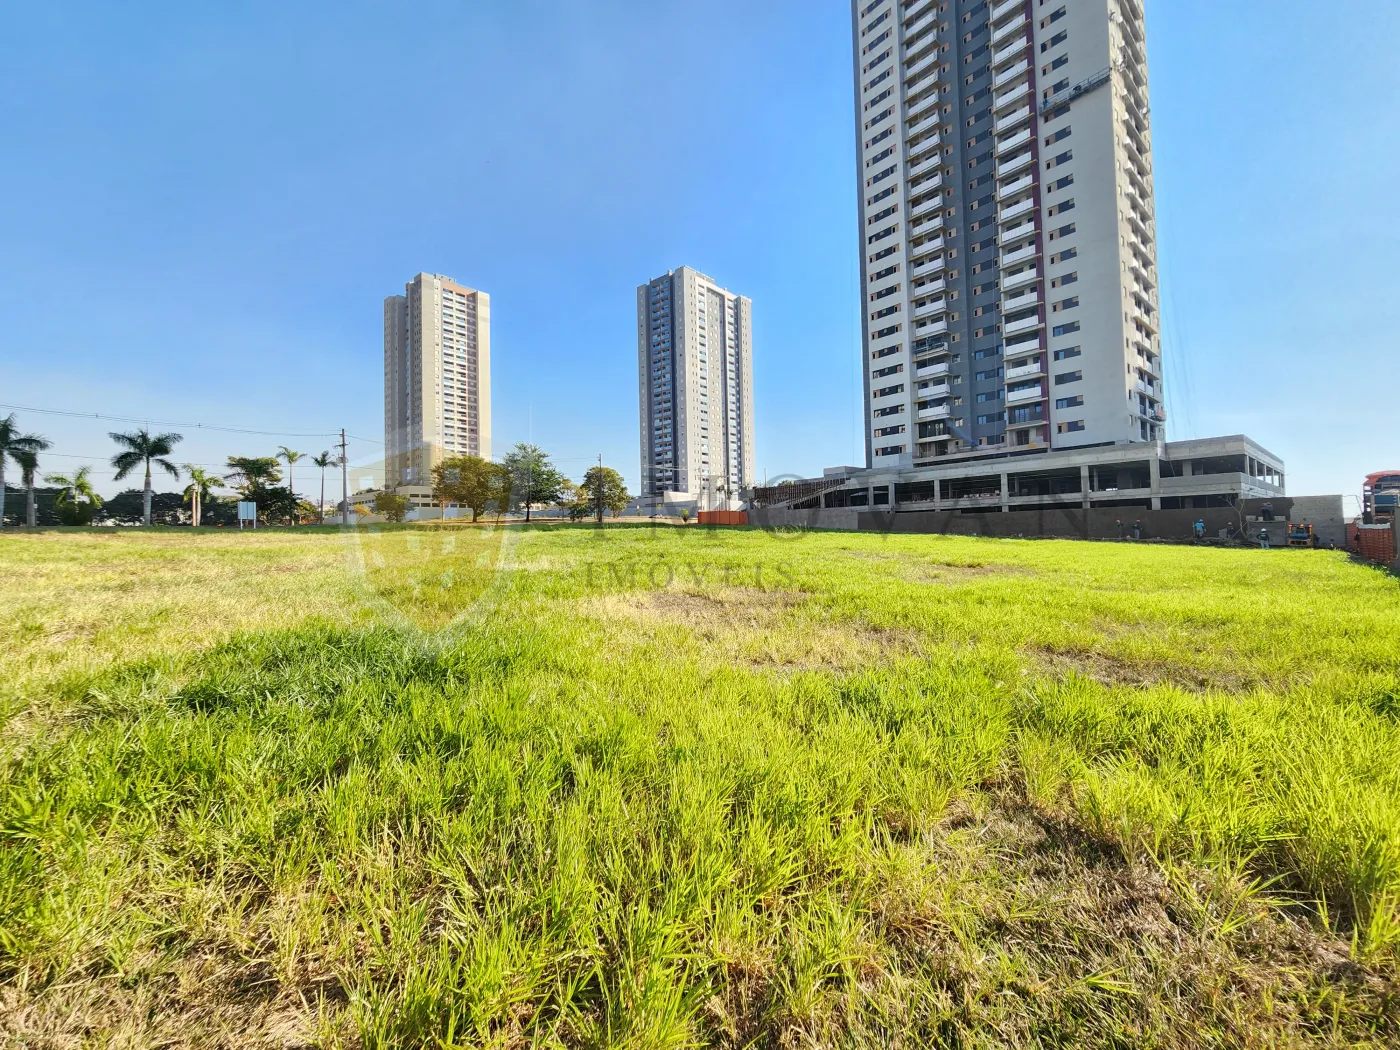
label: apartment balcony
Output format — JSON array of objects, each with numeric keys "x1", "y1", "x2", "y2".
[
  {"x1": 911, "y1": 234, "x2": 945, "y2": 258},
  {"x1": 1134, "y1": 380, "x2": 1158, "y2": 397},
  {"x1": 906, "y1": 113, "x2": 939, "y2": 139},
  {"x1": 995, "y1": 106, "x2": 1031, "y2": 135},
  {"x1": 998, "y1": 196, "x2": 1035, "y2": 224},
  {"x1": 991, "y1": 13, "x2": 1027, "y2": 45},
  {"x1": 913, "y1": 298, "x2": 946, "y2": 319},
  {"x1": 1000, "y1": 219, "x2": 1037, "y2": 247},
  {"x1": 994, "y1": 81, "x2": 1030, "y2": 112},
  {"x1": 1005, "y1": 358, "x2": 1046, "y2": 381},
  {"x1": 910, "y1": 213, "x2": 945, "y2": 238},
  {"x1": 904, "y1": 51, "x2": 941, "y2": 82},
  {"x1": 916, "y1": 360, "x2": 950, "y2": 379},
  {"x1": 1003, "y1": 313, "x2": 1043, "y2": 337},
  {"x1": 992, "y1": 35, "x2": 1029, "y2": 68},
  {"x1": 996, "y1": 127, "x2": 1032, "y2": 155},
  {"x1": 908, "y1": 131, "x2": 942, "y2": 162},
  {"x1": 1002, "y1": 266, "x2": 1038, "y2": 290},
  {"x1": 916, "y1": 317, "x2": 950, "y2": 337},
  {"x1": 917, "y1": 277, "x2": 946, "y2": 296},
  {"x1": 911, "y1": 171, "x2": 943, "y2": 195},
  {"x1": 902, "y1": 0, "x2": 937, "y2": 20},
  {"x1": 990, "y1": 0, "x2": 1022, "y2": 22},
  {"x1": 909, "y1": 194, "x2": 941, "y2": 219},
  {"x1": 911, "y1": 255, "x2": 946, "y2": 278},
  {"x1": 908, "y1": 154, "x2": 942, "y2": 180},
  {"x1": 994, "y1": 59, "x2": 1029, "y2": 89},
  {"x1": 907, "y1": 88, "x2": 941, "y2": 122},
  {"x1": 919, "y1": 380, "x2": 951, "y2": 398},
  {"x1": 1006, "y1": 384, "x2": 1045, "y2": 405},
  {"x1": 996, "y1": 172, "x2": 1034, "y2": 200},
  {"x1": 903, "y1": 11, "x2": 936, "y2": 43},
  {"x1": 1002, "y1": 286, "x2": 1040, "y2": 314},
  {"x1": 995, "y1": 149, "x2": 1034, "y2": 178},
  {"x1": 1001, "y1": 242, "x2": 1038, "y2": 268},
  {"x1": 918, "y1": 404, "x2": 952, "y2": 421}
]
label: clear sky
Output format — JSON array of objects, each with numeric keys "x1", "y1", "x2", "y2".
[{"x1": 2, "y1": 1, "x2": 1396, "y2": 508}]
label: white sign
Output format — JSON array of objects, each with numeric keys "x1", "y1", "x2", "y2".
[{"x1": 237, "y1": 501, "x2": 258, "y2": 521}]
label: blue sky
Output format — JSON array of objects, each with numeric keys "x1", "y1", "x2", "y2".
[{"x1": 1, "y1": 1, "x2": 1396, "y2": 507}]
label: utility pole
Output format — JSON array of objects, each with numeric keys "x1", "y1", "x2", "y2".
[
  {"x1": 596, "y1": 453, "x2": 603, "y2": 524},
  {"x1": 337, "y1": 429, "x2": 349, "y2": 524}
]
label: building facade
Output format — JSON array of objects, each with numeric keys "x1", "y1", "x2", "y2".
[
  {"x1": 637, "y1": 267, "x2": 755, "y2": 507},
  {"x1": 851, "y1": 0, "x2": 1161, "y2": 468},
  {"x1": 384, "y1": 273, "x2": 491, "y2": 487}
]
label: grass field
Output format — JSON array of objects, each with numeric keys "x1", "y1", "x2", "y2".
[{"x1": 1, "y1": 523, "x2": 1398, "y2": 1048}]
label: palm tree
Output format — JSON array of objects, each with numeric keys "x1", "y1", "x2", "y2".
[
  {"x1": 0, "y1": 414, "x2": 49, "y2": 529},
  {"x1": 110, "y1": 428, "x2": 183, "y2": 527},
  {"x1": 45, "y1": 466, "x2": 103, "y2": 525},
  {"x1": 278, "y1": 447, "x2": 305, "y2": 525},
  {"x1": 311, "y1": 451, "x2": 333, "y2": 525},
  {"x1": 13, "y1": 448, "x2": 40, "y2": 527},
  {"x1": 182, "y1": 466, "x2": 223, "y2": 528}
]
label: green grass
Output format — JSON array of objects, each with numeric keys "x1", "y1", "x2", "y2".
[{"x1": 1, "y1": 524, "x2": 1398, "y2": 1047}]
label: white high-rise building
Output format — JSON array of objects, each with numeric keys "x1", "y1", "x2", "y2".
[
  {"x1": 384, "y1": 273, "x2": 491, "y2": 486},
  {"x1": 851, "y1": 0, "x2": 1162, "y2": 468},
  {"x1": 637, "y1": 267, "x2": 755, "y2": 508}
]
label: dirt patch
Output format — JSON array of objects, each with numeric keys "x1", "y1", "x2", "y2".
[
  {"x1": 1028, "y1": 646, "x2": 1256, "y2": 693},
  {"x1": 581, "y1": 588, "x2": 923, "y2": 672}
]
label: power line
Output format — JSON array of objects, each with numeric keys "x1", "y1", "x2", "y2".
[{"x1": 0, "y1": 402, "x2": 360, "y2": 440}]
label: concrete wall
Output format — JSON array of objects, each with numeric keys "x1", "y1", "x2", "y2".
[{"x1": 750, "y1": 497, "x2": 1346, "y2": 547}]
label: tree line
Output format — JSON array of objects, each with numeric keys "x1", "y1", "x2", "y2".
[{"x1": 2, "y1": 415, "x2": 633, "y2": 528}]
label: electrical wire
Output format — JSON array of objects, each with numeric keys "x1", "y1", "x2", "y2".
[{"x1": 0, "y1": 402, "x2": 372, "y2": 441}]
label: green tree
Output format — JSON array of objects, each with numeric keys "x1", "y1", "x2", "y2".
[
  {"x1": 110, "y1": 428, "x2": 183, "y2": 527},
  {"x1": 311, "y1": 451, "x2": 334, "y2": 524},
  {"x1": 502, "y1": 443, "x2": 568, "y2": 523},
  {"x1": 44, "y1": 466, "x2": 103, "y2": 526},
  {"x1": 182, "y1": 466, "x2": 224, "y2": 528},
  {"x1": 432, "y1": 455, "x2": 497, "y2": 522},
  {"x1": 579, "y1": 465, "x2": 631, "y2": 523},
  {"x1": 0, "y1": 414, "x2": 50, "y2": 530},
  {"x1": 225, "y1": 456, "x2": 282, "y2": 495},
  {"x1": 277, "y1": 447, "x2": 305, "y2": 523},
  {"x1": 374, "y1": 492, "x2": 409, "y2": 522}
]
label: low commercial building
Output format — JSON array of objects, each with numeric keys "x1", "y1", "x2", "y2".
[{"x1": 746, "y1": 434, "x2": 1349, "y2": 544}]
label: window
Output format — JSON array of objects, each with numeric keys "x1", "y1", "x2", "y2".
[
  {"x1": 873, "y1": 424, "x2": 906, "y2": 437},
  {"x1": 865, "y1": 126, "x2": 893, "y2": 150},
  {"x1": 973, "y1": 346, "x2": 1002, "y2": 360},
  {"x1": 1057, "y1": 420, "x2": 1086, "y2": 434},
  {"x1": 1053, "y1": 346, "x2": 1081, "y2": 361},
  {"x1": 1052, "y1": 321, "x2": 1081, "y2": 336},
  {"x1": 874, "y1": 384, "x2": 905, "y2": 398},
  {"x1": 1044, "y1": 55, "x2": 1069, "y2": 74},
  {"x1": 977, "y1": 411, "x2": 1006, "y2": 425},
  {"x1": 1040, "y1": 6, "x2": 1066, "y2": 28},
  {"x1": 1048, "y1": 222, "x2": 1076, "y2": 241},
  {"x1": 1050, "y1": 247, "x2": 1078, "y2": 264},
  {"x1": 866, "y1": 164, "x2": 897, "y2": 187},
  {"x1": 875, "y1": 444, "x2": 906, "y2": 456},
  {"x1": 1054, "y1": 370, "x2": 1083, "y2": 384},
  {"x1": 864, "y1": 88, "x2": 892, "y2": 112},
  {"x1": 1045, "y1": 128, "x2": 1071, "y2": 149},
  {"x1": 975, "y1": 389, "x2": 1004, "y2": 403},
  {"x1": 1053, "y1": 296, "x2": 1079, "y2": 312},
  {"x1": 1046, "y1": 149, "x2": 1073, "y2": 170},
  {"x1": 1055, "y1": 395, "x2": 1084, "y2": 409},
  {"x1": 872, "y1": 263, "x2": 900, "y2": 280},
  {"x1": 1052, "y1": 174, "x2": 1074, "y2": 190},
  {"x1": 1050, "y1": 272, "x2": 1079, "y2": 288},
  {"x1": 975, "y1": 366, "x2": 1004, "y2": 381},
  {"x1": 1047, "y1": 198, "x2": 1075, "y2": 217},
  {"x1": 867, "y1": 203, "x2": 897, "y2": 223},
  {"x1": 1041, "y1": 30, "x2": 1068, "y2": 52}
]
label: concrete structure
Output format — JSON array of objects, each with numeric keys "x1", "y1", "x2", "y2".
[
  {"x1": 637, "y1": 267, "x2": 755, "y2": 510},
  {"x1": 385, "y1": 273, "x2": 491, "y2": 487},
  {"x1": 851, "y1": 0, "x2": 1161, "y2": 468},
  {"x1": 749, "y1": 435, "x2": 1299, "y2": 540}
]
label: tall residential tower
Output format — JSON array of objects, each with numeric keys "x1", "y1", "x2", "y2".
[
  {"x1": 637, "y1": 267, "x2": 755, "y2": 508},
  {"x1": 852, "y1": 0, "x2": 1162, "y2": 467},
  {"x1": 384, "y1": 273, "x2": 491, "y2": 486}
]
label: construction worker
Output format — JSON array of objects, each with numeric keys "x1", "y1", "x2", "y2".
[
  {"x1": 1193, "y1": 519, "x2": 1206, "y2": 542},
  {"x1": 1258, "y1": 526, "x2": 1271, "y2": 550},
  {"x1": 1132, "y1": 520, "x2": 1143, "y2": 541}
]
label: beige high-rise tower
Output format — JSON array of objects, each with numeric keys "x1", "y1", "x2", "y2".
[{"x1": 384, "y1": 273, "x2": 491, "y2": 487}]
